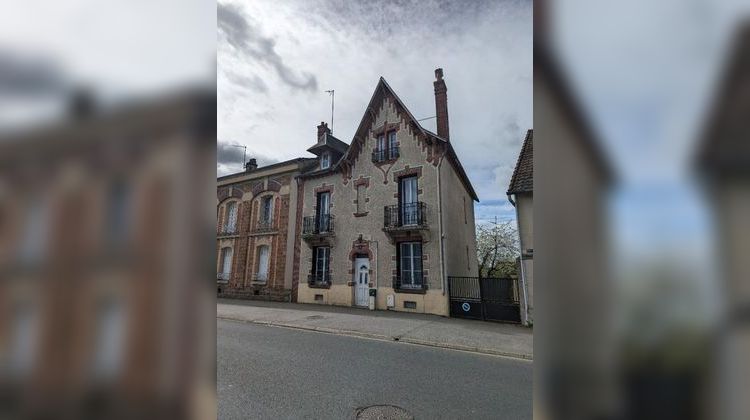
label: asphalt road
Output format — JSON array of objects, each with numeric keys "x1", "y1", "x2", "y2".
[{"x1": 218, "y1": 319, "x2": 532, "y2": 419}]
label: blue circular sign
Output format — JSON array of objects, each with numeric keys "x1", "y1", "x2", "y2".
[{"x1": 461, "y1": 302, "x2": 471, "y2": 312}]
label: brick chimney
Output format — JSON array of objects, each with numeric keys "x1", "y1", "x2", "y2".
[
  {"x1": 244, "y1": 158, "x2": 257, "y2": 172},
  {"x1": 317, "y1": 121, "x2": 331, "y2": 141},
  {"x1": 433, "y1": 68, "x2": 449, "y2": 141}
]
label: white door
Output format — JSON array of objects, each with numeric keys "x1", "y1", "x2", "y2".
[{"x1": 354, "y1": 257, "x2": 370, "y2": 307}]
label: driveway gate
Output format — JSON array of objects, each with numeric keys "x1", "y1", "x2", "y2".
[{"x1": 448, "y1": 276, "x2": 521, "y2": 323}]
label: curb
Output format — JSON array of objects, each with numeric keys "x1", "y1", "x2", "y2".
[{"x1": 218, "y1": 315, "x2": 532, "y2": 361}]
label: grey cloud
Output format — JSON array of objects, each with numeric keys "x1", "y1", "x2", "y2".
[
  {"x1": 217, "y1": 2, "x2": 318, "y2": 92},
  {"x1": 217, "y1": 140, "x2": 280, "y2": 172},
  {"x1": 224, "y1": 70, "x2": 268, "y2": 94}
]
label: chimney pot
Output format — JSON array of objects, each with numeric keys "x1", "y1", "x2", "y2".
[
  {"x1": 317, "y1": 121, "x2": 331, "y2": 141},
  {"x1": 245, "y1": 158, "x2": 258, "y2": 172}
]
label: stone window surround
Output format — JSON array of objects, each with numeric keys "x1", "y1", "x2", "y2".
[
  {"x1": 371, "y1": 123, "x2": 401, "y2": 166},
  {"x1": 392, "y1": 240, "x2": 429, "y2": 294},
  {"x1": 392, "y1": 165, "x2": 424, "y2": 199},
  {"x1": 217, "y1": 197, "x2": 241, "y2": 234},
  {"x1": 352, "y1": 176, "x2": 370, "y2": 217},
  {"x1": 312, "y1": 183, "x2": 334, "y2": 214}
]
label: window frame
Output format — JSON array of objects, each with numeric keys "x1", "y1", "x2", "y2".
[
  {"x1": 312, "y1": 246, "x2": 330, "y2": 284},
  {"x1": 320, "y1": 152, "x2": 331, "y2": 169},
  {"x1": 397, "y1": 241, "x2": 423, "y2": 289}
]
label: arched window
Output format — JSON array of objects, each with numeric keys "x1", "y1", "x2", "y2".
[
  {"x1": 219, "y1": 247, "x2": 233, "y2": 281},
  {"x1": 255, "y1": 245, "x2": 270, "y2": 282},
  {"x1": 224, "y1": 201, "x2": 238, "y2": 233}
]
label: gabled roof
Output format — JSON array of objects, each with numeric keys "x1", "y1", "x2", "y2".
[
  {"x1": 304, "y1": 76, "x2": 479, "y2": 201},
  {"x1": 507, "y1": 129, "x2": 533, "y2": 194}
]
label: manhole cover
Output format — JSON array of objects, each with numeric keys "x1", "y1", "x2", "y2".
[
  {"x1": 354, "y1": 405, "x2": 413, "y2": 420},
  {"x1": 305, "y1": 315, "x2": 324, "y2": 320}
]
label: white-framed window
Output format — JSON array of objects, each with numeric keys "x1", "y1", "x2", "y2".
[
  {"x1": 224, "y1": 201, "x2": 238, "y2": 233},
  {"x1": 219, "y1": 247, "x2": 233, "y2": 281},
  {"x1": 92, "y1": 298, "x2": 125, "y2": 381},
  {"x1": 399, "y1": 242, "x2": 423, "y2": 289},
  {"x1": 313, "y1": 246, "x2": 330, "y2": 283},
  {"x1": 261, "y1": 196, "x2": 273, "y2": 223},
  {"x1": 388, "y1": 131, "x2": 397, "y2": 159},
  {"x1": 320, "y1": 152, "x2": 331, "y2": 169},
  {"x1": 256, "y1": 245, "x2": 270, "y2": 282},
  {"x1": 20, "y1": 196, "x2": 49, "y2": 264}
]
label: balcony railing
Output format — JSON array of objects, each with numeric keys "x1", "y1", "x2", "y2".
[
  {"x1": 302, "y1": 214, "x2": 335, "y2": 236},
  {"x1": 218, "y1": 225, "x2": 238, "y2": 236},
  {"x1": 308, "y1": 272, "x2": 331, "y2": 287},
  {"x1": 255, "y1": 218, "x2": 274, "y2": 232},
  {"x1": 217, "y1": 272, "x2": 230, "y2": 282},
  {"x1": 383, "y1": 202, "x2": 427, "y2": 229},
  {"x1": 372, "y1": 146, "x2": 399, "y2": 163},
  {"x1": 393, "y1": 275, "x2": 427, "y2": 292}
]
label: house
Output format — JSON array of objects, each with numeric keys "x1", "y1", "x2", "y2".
[
  {"x1": 695, "y1": 20, "x2": 750, "y2": 420},
  {"x1": 0, "y1": 89, "x2": 215, "y2": 417},
  {"x1": 507, "y1": 128, "x2": 533, "y2": 326},
  {"x1": 295, "y1": 69, "x2": 479, "y2": 316},
  {"x1": 216, "y1": 157, "x2": 316, "y2": 301}
]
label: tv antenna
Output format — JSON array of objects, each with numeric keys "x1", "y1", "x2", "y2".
[
  {"x1": 228, "y1": 144, "x2": 247, "y2": 166},
  {"x1": 325, "y1": 89, "x2": 334, "y2": 133}
]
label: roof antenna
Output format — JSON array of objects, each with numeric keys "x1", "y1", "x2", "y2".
[{"x1": 325, "y1": 89, "x2": 334, "y2": 134}]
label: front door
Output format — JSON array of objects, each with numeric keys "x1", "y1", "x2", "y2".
[{"x1": 354, "y1": 257, "x2": 370, "y2": 307}]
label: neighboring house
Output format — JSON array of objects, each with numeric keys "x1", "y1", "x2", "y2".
[
  {"x1": 295, "y1": 69, "x2": 479, "y2": 316},
  {"x1": 507, "y1": 129, "x2": 533, "y2": 326},
  {"x1": 695, "y1": 20, "x2": 750, "y2": 420},
  {"x1": 216, "y1": 157, "x2": 316, "y2": 301},
  {"x1": 0, "y1": 89, "x2": 214, "y2": 417}
]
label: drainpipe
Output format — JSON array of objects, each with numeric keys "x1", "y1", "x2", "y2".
[
  {"x1": 437, "y1": 159, "x2": 447, "y2": 296},
  {"x1": 509, "y1": 193, "x2": 530, "y2": 325}
]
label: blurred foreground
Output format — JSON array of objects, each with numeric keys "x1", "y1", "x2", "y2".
[{"x1": 535, "y1": 1, "x2": 750, "y2": 419}]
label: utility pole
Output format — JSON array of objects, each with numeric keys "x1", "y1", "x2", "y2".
[{"x1": 325, "y1": 89, "x2": 334, "y2": 134}]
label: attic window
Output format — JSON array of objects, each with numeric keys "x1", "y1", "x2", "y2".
[{"x1": 321, "y1": 152, "x2": 331, "y2": 169}]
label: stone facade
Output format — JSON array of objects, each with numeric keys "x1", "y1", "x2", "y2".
[
  {"x1": 296, "y1": 70, "x2": 479, "y2": 316},
  {"x1": 216, "y1": 160, "x2": 310, "y2": 302}
]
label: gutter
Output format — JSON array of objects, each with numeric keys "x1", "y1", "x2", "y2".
[
  {"x1": 437, "y1": 158, "x2": 447, "y2": 296},
  {"x1": 509, "y1": 193, "x2": 530, "y2": 326}
]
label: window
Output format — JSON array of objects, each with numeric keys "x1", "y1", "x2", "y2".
[
  {"x1": 20, "y1": 196, "x2": 49, "y2": 264},
  {"x1": 320, "y1": 152, "x2": 331, "y2": 169},
  {"x1": 312, "y1": 246, "x2": 330, "y2": 284},
  {"x1": 9, "y1": 302, "x2": 38, "y2": 378},
  {"x1": 399, "y1": 176, "x2": 418, "y2": 225},
  {"x1": 107, "y1": 179, "x2": 131, "y2": 248},
  {"x1": 219, "y1": 247, "x2": 232, "y2": 281},
  {"x1": 256, "y1": 245, "x2": 270, "y2": 282},
  {"x1": 93, "y1": 298, "x2": 125, "y2": 381},
  {"x1": 398, "y1": 242, "x2": 423, "y2": 289},
  {"x1": 316, "y1": 191, "x2": 330, "y2": 231},
  {"x1": 388, "y1": 131, "x2": 397, "y2": 159},
  {"x1": 260, "y1": 196, "x2": 273, "y2": 223},
  {"x1": 225, "y1": 201, "x2": 238, "y2": 233},
  {"x1": 376, "y1": 134, "x2": 385, "y2": 153},
  {"x1": 356, "y1": 185, "x2": 365, "y2": 214}
]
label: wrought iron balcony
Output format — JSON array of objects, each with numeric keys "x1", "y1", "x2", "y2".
[
  {"x1": 372, "y1": 146, "x2": 399, "y2": 163},
  {"x1": 217, "y1": 272, "x2": 230, "y2": 282},
  {"x1": 218, "y1": 225, "x2": 238, "y2": 236},
  {"x1": 393, "y1": 275, "x2": 427, "y2": 293},
  {"x1": 255, "y1": 218, "x2": 274, "y2": 233},
  {"x1": 308, "y1": 272, "x2": 331, "y2": 288},
  {"x1": 383, "y1": 202, "x2": 427, "y2": 230},
  {"x1": 302, "y1": 214, "x2": 335, "y2": 237}
]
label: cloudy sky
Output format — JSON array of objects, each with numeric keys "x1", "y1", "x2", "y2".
[{"x1": 217, "y1": 0, "x2": 532, "y2": 224}]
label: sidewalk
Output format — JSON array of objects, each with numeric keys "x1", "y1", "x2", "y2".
[{"x1": 218, "y1": 298, "x2": 533, "y2": 360}]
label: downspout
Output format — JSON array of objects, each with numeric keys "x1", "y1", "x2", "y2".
[
  {"x1": 509, "y1": 193, "x2": 530, "y2": 325},
  {"x1": 437, "y1": 158, "x2": 447, "y2": 296}
]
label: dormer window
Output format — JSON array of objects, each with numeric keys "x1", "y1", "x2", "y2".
[{"x1": 321, "y1": 152, "x2": 331, "y2": 169}]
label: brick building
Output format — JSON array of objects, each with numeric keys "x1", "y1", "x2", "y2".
[{"x1": 216, "y1": 158, "x2": 315, "y2": 301}]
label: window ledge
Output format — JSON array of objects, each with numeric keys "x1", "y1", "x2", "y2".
[
  {"x1": 393, "y1": 287, "x2": 427, "y2": 295},
  {"x1": 353, "y1": 212, "x2": 369, "y2": 217}
]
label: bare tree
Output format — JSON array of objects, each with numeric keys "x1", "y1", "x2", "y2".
[{"x1": 476, "y1": 220, "x2": 520, "y2": 278}]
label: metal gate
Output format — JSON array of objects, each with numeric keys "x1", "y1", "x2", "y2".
[{"x1": 448, "y1": 277, "x2": 521, "y2": 323}]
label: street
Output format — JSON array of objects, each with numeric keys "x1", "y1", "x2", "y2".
[{"x1": 218, "y1": 319, "x2": 532, "y2": 419}]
